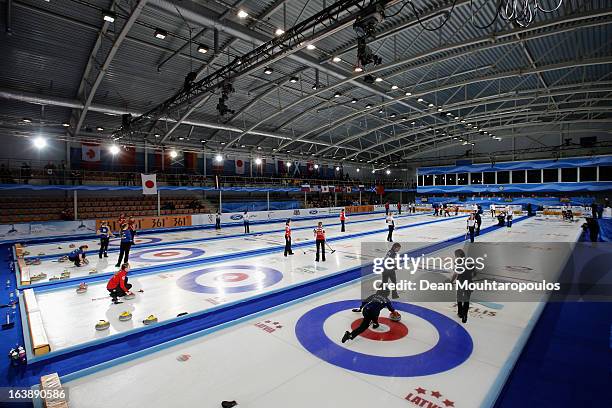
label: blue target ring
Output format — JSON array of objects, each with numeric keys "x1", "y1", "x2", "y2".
[
  {"x1": 109, "y1": 237, "x2": 163, "y2": 247},
  {"x1": 295, "y1": 300, "x2": 473, "y2": 377},
  {"x1": 129, "y1": 247, "x2": 205, "y2": 263},
  {"x1": 176, "y1": 265, "x2": 283, "y2": 294}
]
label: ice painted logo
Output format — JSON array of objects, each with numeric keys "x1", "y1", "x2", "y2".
[{"x1": 405, "y1": 387, "x2": 456, "y2": 408}]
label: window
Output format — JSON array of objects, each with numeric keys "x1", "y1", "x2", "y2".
[
  {"x1": 561, "y1": 167, "x2": 577, "y2": 182},
  {"x1": 434, "y1": 174, "x2": 445, "y2": 185},
  {"x1": 599, "y1": 166, "x2": 612, "y2": 181},
  {"x1": 457, "y1": 173, "x2": 468, "y2": 185},
  {"x1": 418, "y1": 175, "x2": 424, "y2": 186},
  {"x1": 424, "y1": 174, "x2": 433, "y2": 186},
  {"x1": 511, "y1": 170, "x2": 525, "y2": 183},
  {"x1": 527, "y1": 170, "x2": 541, "y2": 183},
  {"x1": 580, "y1": 166, "x2": 597, "y2": 182},
  {"x1": 497, "y1": 171, "x2": 510, "y2": 184},
  {"x1": 483, "y1": 172, "x2": 495, "y2": 184},
  {"x1": 471, "y1": 172, "x2": 482, "y2": 184},
  {"x1": 543, "y1": 169, "x2": 558, "y2": 183},
  {"x1": 446, "y1": 174, "x2": 456, "y2": 185}
]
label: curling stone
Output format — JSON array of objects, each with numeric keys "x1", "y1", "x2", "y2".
[
  {"x1": 124, "y1": 293, "x2": 135, "y2": 300},
  {"x1": 49, "y1": 276, "x2": 60, "y2": 281},
  {"x1": 142, "y1": 315, "x2": 158, "y2": 325},
  {"x1": 118, "y1": 311, "x2": 132, "y2": 321},
  {"x1": 95, "y1": 320, "x2": 110, "y2": 331},
  {"x1": 76, "y1": 283, "x2": 88, "y2": 294},
  {"x1": 389, "y1": 311, "x2": 401, "y2": 322},
  {"x1": 69, "y1": 244, "x2": 75, "y2": 248}
]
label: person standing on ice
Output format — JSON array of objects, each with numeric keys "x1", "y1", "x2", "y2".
[
  {"x1": 107, "y1": 263, "x2": 133, "y2": 304},
  {"x1": 215, "y1": 211, "x2": 221, "y2": 230},
  {"x1": 466, "y1": 213, "x2": 476, "y2": 243},
  {"x1": 339, "y1": 209, "x2": 346, "y2": 232},
  {"x1": 385, "y1": 201, "x2": 390, "y2": 215},
  {"x1": 342, "y1": 291, "x2": 397, "y2": 343},
  {"x1": 381, "y1": 243, "x2": 402, "y2": 299},
  {"x1": 314, "y1": 222, "x2": 326, "y2": 262},
  {"x1": 449, "y1": 249, "x2": 474, "y2": 324},
  {"x1": 115, "y1": 224, "x2": 134, "y2": 267},
  {"x1": 386, "y1": 213, "x2": 395, "y2": 242},
  {"x1": 284, "y1": 219, "x2": 294, "y2": 257},
  {"x1": 243, "y1": 210, "x2": 250, "y2": 234},
  {"x1": 97, "y1": 221, "x2": 114, "y2": 259}
]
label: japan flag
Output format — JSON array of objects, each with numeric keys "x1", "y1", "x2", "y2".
[{"x1": 141, "y1": 174, "x2": 157, "y2": 195}]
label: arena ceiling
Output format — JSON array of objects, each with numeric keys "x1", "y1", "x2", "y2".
[{"x1": 0, "y1": 0, "x2": 611, "y2": 168}]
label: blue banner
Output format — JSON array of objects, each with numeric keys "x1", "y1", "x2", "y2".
[
  {"x1": 418, "y1": 155, "x2": 612, "y2": 175},
  {"x1": 417, "y1": 182, "x2": 612, "y2": 194}
]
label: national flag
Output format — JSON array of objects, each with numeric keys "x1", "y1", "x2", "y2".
[
  {"x1": 321, "y1": 185, "x2": 329, "y2": 193},
  {"x1": 141, "y1": 174, "x2": 157, "y2": 195},
  {"x1": 307, "y1": 161, "x2": 314, "y2": 174},
  {"x1": 301, "y1": 184, "x2": 311, "y2": 192},
  {"x1": 81, "y1": 143, "x2": 100, "y2": 162},
  {"x1": 346, "y1": 186, "x2": 352, "y2": 193},
  {"x1": 235, "y1": 158, "x2": 245, "y2": 175}
]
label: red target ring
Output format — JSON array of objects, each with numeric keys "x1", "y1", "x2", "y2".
[
  {"x1": 350, "y1": 317, "x2": 409, "y2": 341},
  {"x1": 214, "y1": 272, "x2": 249, "y2": 282},
  {"x1": 154, "y1": 251, "x2": 181, "y2": 257}
]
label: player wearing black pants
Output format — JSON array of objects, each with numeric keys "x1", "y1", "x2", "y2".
[
  {"x1": 68, "y1": 245, "x2": 89, "y2": 267},
  {"x1": 314, "y1": 222, "x2": 326, "y2": 262},
  {"x1": 450, "y1": 249, "x2": 474, "y2": 323},
  {"x1": 243, "y1": 211, "x2": 250, "y2": 233},
  {"x1": 115, "y1": 226, "x2": 134, "y2": 267},
  {"x1": 97, "y1": 221, "x2": 113, "y2": 258},
  {"x1": 386, "y1": 214, "x2": 395, "y2": 242},
  {"x1": 381, "y1": 243, "x2": 401, "y2": 299},
  {"x1": 215, "y1": 212, "x2": 221, "y2": 230},
  {"x1": 342, "y1": 292, "x2": 396, "y2": 343},
  {"x1": 106, "y1": 263, "x2": 133, "y2": 304},
  {"x1": 474, "y1": 212, "x2": 482, "y2": 236},
  {"x1": 284, "y1": 220, "x2": 294, "y2": 256}
]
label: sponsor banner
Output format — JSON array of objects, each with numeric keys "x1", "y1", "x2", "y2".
[
  {"x1": 345, "y1": 205, "x2": 374, "y2": 214},
  {"x1": 96, "y1": 215, "x2": 191, "y2": 231},
  {"x1": 0, "y1": 220, "x2": 97, "y2": 243},
  {"x1": 192, "y1": 207, "x2": 352, "y2": 226}
]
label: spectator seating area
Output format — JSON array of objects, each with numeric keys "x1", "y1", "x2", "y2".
[
  {"x1": 0, "y1": 197, "x2": 72, "y2": 224},
  {"x1": 0, "y1": 196, "x2": 215, "y2": 224}
]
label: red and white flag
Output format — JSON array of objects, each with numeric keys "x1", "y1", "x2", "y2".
[
  {"x1": 81, "y1": 143, "x2": 100, "y2": 162},
  {"x1": 235, "y1": 158, "x2": 245, "y2": 175},
  {"x1": 141, "y1": 174, "x2": 157, "y2": 195}
]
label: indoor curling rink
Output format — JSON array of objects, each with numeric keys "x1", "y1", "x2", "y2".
[
  {"x1": 26, "y1": 214, "x2": 585, "y2": 408},
  {"x1": 17, "y1": 211, "x2": 434, "y2": 286}
]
